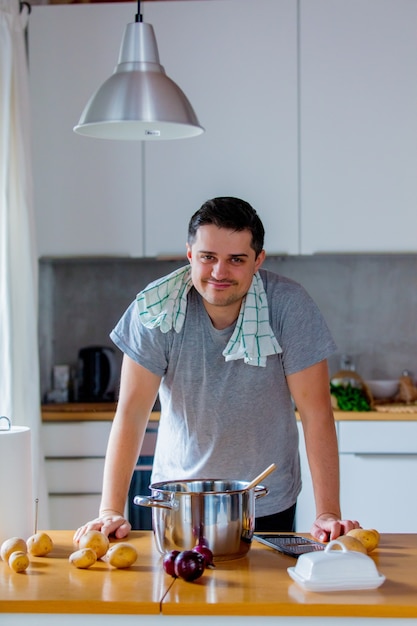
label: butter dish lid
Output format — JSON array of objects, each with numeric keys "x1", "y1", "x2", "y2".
[{"x1": 287, "y1": 540, "x2": 385, "y2": 592}]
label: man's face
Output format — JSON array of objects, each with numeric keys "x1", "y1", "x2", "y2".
[{"x1": 186, "y1": 224, "x2": 265, "y2": 322}]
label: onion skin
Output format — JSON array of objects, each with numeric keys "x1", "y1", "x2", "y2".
[
  {"x1": 173, "y1": 550, "x2": 205, "y2": 582},
  {"x1": 162, "y1": 550, "x2": 180, "y2": 577},
  {"x1": 192, "y1": 545, "x2": 215, "y2": 568}
]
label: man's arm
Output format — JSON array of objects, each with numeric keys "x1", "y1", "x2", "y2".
[
  {"x1": 73, "y1": 354, "x2": 161, "y2": 542},
  {"x1": 286, "y1": 359, "x2": 360, "y2": 542}
]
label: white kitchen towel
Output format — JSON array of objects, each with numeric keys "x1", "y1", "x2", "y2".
[{"x1": 136, "y1": 265, "x2": 282, "y2": 366}]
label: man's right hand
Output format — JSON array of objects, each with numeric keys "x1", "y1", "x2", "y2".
[{"x1": 73, "y1": 510, "x2": 131, "y2": 544}]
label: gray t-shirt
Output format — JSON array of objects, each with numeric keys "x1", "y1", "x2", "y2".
[{"x1": 110, "y1": 268, "x2": 337, "y2": 517}]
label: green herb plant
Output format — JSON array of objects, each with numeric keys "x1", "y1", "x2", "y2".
[{"x1": 330, "y1": 382, "x2": 371, "y2": 412}]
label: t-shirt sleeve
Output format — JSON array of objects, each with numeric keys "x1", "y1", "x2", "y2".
[
  {"x1": 268, "y1": 278, "x2": 337, "y2": 376},
  {"x1": 110, "y1": 300, "x2": 169, "y2": 377}
]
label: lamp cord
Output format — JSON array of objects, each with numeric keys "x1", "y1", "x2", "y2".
[{"x1": 135, "y1": 0, "x2": 142, "y2": 22}]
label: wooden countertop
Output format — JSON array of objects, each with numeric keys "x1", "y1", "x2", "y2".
[
  {"x1": 0, "y1": 530, "x2": 171, "y2": 615},
  {"x1": 1, "y1": 531, "x2": 417, "y2": 618},
  {"x1": 41, "y1": 403, "x2": 160, "y2": 422},
  {"x1": 41, "y1": 403, "x2": 417, "y2": 422}
]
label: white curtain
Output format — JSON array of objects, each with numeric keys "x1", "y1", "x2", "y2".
[{"x1": 0, "y1": 0, "x2": 49, "y2": 528}]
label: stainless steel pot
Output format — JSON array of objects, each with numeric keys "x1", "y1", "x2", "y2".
[{"x1": 133, "y1": 478, "x2": 269, "y2": 560}]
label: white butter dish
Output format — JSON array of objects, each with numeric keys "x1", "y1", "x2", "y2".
[{"x1": 287, "y1": 539, "x2": 385, "y2": 592}]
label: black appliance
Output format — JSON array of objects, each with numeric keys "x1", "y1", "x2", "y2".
[
  {"x1": 128, "y1": 421, "x2": 158, "y2": 531},
  {"x1": 77, "y1": 346, "x2": 117, "y2": 402}
]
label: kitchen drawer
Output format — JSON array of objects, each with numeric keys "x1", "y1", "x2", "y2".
[
  {"x1": 48, "y1": 494, "x2": 102, "y2": 530},
  {"x1": 43, "y1": 421, "x2": 112, "y2": 457},
  {"x1": 340, "y1": 453, "x2": 417, "y2": 532},
  {"x1": 45, "y1": 458, "x2": 105, "y2": 494},
  {"x1": 338, "y1": 420, "x2": 417, "y2": 454}
]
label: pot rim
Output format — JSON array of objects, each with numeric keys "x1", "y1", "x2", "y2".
[{"x1": 149, "y1": 477, "x2": 265, "y2": 495}]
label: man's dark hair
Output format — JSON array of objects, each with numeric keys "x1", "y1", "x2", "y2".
[{"x1": 187, "y1": 197, "x2": 265, "y2": 257}]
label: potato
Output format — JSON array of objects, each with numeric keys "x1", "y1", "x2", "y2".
[
  {"x1": 332, "y1": 535, "x2": 368, "y2": 554},
  {"x1": 347, "y1": 528, "x2": 380, "y2": 553},
  {"x1": 78, "y1": 530, "x2": 109, "y2": 559},
  {"x1": 8, "y1": 551, "x2": 30, "y2": 573},
  {"x1": 1, "y1": 537, "x2": 27, "y2": 562},
  {"x1": 105, "y1": 542, "x2": 138, "y2": 569},
  {"x1": 69, "y1": 547, "x2": 97, "y2": 569},
  {"x1": 27, "y1": 532, "x2": 54, "y2": 557}
]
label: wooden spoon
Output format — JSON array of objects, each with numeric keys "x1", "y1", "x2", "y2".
[{"x1": 246, "y1": 463, "x2": 277, "y2": 490}]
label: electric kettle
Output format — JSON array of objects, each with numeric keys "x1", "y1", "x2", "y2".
[{"x1": 77, "y1": 346, "x2": 118, "y2": 402}]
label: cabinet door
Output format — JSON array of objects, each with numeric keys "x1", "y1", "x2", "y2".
[
  {"x1": 340, "y1": 454, "x2": 417, "y2": 533},
  {"x1": 300, "y1": 0, "x2": 417, "y2": 253},
  {"x1": 295, "y1": 422, "x2": 316, "y2": 532},
  {"x1": 30, "y1": 4, "x2": 144, "y2": 257},
  {"x1": 45, "y1": 458, "x2": 105, "y2": 493},
  {"x1": 296, "y1": 419, "x2": 341, "y2": 532},
  {"x1": 143, "y1": 0, "x2": 299, "y2": 257},
  {"x1": 43, "y1": 422, "x2": 112, "y2": 457},
  {"x1": 338, "y1": 421, "x2": 417, "y2": 532},
  {"x1": 49, "y1": 494, "x2": 102, "y2": 530}
]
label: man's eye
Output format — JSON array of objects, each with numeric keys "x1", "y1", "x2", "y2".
[
  {"x1": 201, "y1": 255, "x2": 214, "y2": 261},
  {"x1": 231, "y1": 257, "x2": 243, "y2": 263}
]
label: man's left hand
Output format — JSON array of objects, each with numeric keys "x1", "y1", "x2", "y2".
[{"x1": 311, "y1": 512, "x2": 361, "y2": 543}]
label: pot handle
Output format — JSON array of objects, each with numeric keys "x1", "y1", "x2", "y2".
[
  {"x1": 254, "y1": 485, "x2": 269, "y2": 499},
  {"x1": 133, "y1": 494, "x2": 179, "y2": 511}
]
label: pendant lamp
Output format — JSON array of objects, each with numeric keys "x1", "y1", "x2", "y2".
[{"x1": 73, "y1": 1, "x2": 204, "y2": 141}]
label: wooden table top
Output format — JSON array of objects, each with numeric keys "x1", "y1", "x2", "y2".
[
  {"x1": 41, "y1": 403, "x2": 417, "y2": 422},
  {"x1": 163, "y1": 533, "x2": 417, "y2": 618},
  {"x1": 0, "y1": 530, "x2": 171, "y2": 615},
  {"x1": 1, "y1": 532, "x2": 417, "y2": 617}
]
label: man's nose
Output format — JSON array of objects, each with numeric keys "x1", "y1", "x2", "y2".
[{"x1": 211, "y1": 260, "x2": 228, "y2": 279}]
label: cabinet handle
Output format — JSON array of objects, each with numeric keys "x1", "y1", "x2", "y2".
[{"x1": 349, "y1": 453, "x2": 417, "y2": 458}]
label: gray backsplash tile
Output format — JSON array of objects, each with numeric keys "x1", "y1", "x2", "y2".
[{"x1": 38, "y1": 254, "x2": 417, "y2": 401}]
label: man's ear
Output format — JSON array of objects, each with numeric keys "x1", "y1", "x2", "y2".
[
  {"x1": 254, "y1": 249, "x2": 266, "y2": 272},
  {"x1": 186, "y1": 243, "x2": 192, "y2": 263}
]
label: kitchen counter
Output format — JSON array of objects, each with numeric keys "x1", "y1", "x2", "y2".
[
  {"x1": 1, "y1": 531, "x2": 417, "y2": 625},
  {"x1": 0, "y1": 530, "x2": 168, "y2": 616},
  {"x1": 41, "y1": 403, "x2": 417, "y2": 422},
  {"x1": 41, "y1": 403, "x2": 160, "y2": 422}
]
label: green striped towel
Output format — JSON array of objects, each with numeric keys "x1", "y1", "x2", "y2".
[{"x1": 136, "y1": 265, "x2": 282, "y2": 366}]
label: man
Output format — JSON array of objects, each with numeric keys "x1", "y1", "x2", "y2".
[{"x1": 74, "y1": 197, "x2": 359, "y2": 544}]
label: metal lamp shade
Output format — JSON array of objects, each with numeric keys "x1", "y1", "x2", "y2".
[{"x1": 73, "y1": 21, "x2": 204, "y2": 141}]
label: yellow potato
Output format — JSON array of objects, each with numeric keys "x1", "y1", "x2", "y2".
[
  {"x1": 79, "y1": 530, "x2": 109, "y2": 559},
  {"x1": 347, "y1": 528, "x2": 379, "y2": 553},
  {"x1": 332, "y1": 535, "x2": 368, "y2": 554},
  {"x1": 27, "y1": 532, "x2": 54, "y2": 557},
  {"x1": 105, "y1": 542, "x2": 138, "y2": 569},
  {"x1": 69, "y1": 548, "x2": 97, "y2": 569},
  {"x1": 8, "y1": 551, "x2": 30, "y2": 573},
  {"x1": 1, "y1": 537, "x2": 27, "y2": 562}
]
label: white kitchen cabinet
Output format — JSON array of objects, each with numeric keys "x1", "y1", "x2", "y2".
[
  {"x1": 43, "y1": 421, "x2": 112, "y2": 529},
  {"x1": 31, "y1": 0, "x2": 417, "y2": 258},
  {"x1": 299, "y1": 0, "x2": 417, "y2": 253},
  {"x1": 42, "y1": 419, "x2": 158, "y2": 530},
  {"x1": 43, "y1": 421, "x2": 112, "y2": 457},
  {"x1": 45, "y1": 458, "x2": 106, "y2": 494},
  {"x1": 142, "y1": 0, "x2": 299, "y2": 257},
  {"x1": 295, "y1": 421, "x2": 316, "y2": 532},
  {"x1": 338, "y1": 421, "x2": 417, "y2": 532},
  {"x1": 29, "y1": 0, "x2": 299, "y2": 259},
  {"x1": 295, "y1": 420, "x2": 342, "y2": 532},
  {"x1": 49, "y1": 495, "x2": 103, "y2": 531},
  {"x1": 29, "y1": 3, "x2": 145, "y2": 257},
  {"x1": 297, "y1": 419, "x2": 417, "y2": 533}
]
